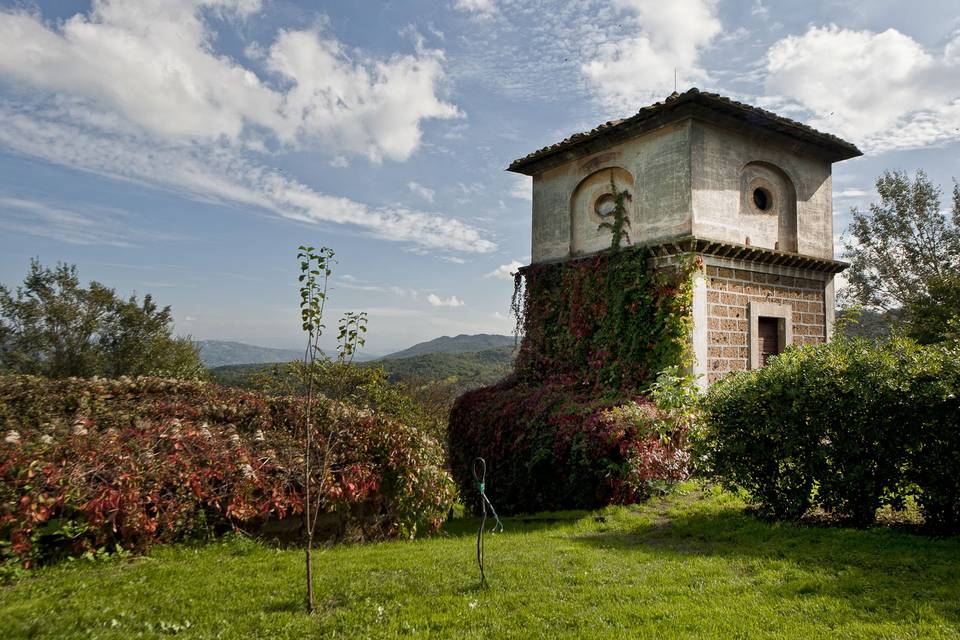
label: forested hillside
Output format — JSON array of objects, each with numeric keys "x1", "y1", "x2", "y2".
[
  {"x1": 382, "y1": 334, "x2": 514, "y2": 359},
  {"x1": 210, "y1": 345, "x2": 516, "y2": 393}
]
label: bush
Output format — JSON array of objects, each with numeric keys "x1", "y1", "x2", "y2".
[
  {"x1": 0, "y1": 375, "x2": 456, "y2": 566},
  {"x1": 907, "y1": 340, "x2": 960, "y2": 532},
  {"x1": 449, "y1": 370, "x2": 693, "y2": 514},
  {"x1": 0, "y1": 259, "x2": 205, "y2": 380},
  {"x1": 701, "y1": 336, "x2": 960, "y2": 529}
]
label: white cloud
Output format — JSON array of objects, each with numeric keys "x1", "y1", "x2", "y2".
[
  {"x1": 509, "y1": 174, "x2": 531, "y2": 201},
  {"x1": 458, "y1": 182, "x2": 484, "y2": 196},
  {"x1": 485, "y1": 260, "x2": 525, "y2": 281},
  {"x1": 0, "y1": 2, "x2": 275, "y2": 143},
  {"x1": 0, "y1": 1, "x2": 461, "y2": 162},
  {"x1": 0, "y1": 196, "x2": 187, "y2": 247},
  {"x1": 427, "y1": 293, "x2": 465, "y2": 307},
  {"x1": 764, "y1": 26, "x2": 960, "y2": 152},
  {"x1": 408, "y1": 181, "x2": 436, "y2": 203},
  {"x1": 454, "y1": 0, "x2": 496, "y2": 18},
  {"x1": 266, "y1": 26, "x2": 462, "y2": 162},
  {"x1": 581, "y1": 0, "x2": 722, "y2": 112},
  {"x1": 337, "y1": 277, "x2": 478, "y2": 312},
  {"x1": 337, "y1": 275, "x2": 388, "y2": 294},
  {"x1": 835, "y1": 188, "x2": 869, "y2": 199},
  {"x1": 0, "y1": 2, "x2": 493, "y2": 254},
  {"x1": 448, "y1": 1, "x2": 604, "y2": 104},
  {"x1": 338, "y1": 276, "x2": 420, "y2": 299},
  {"x1": 0, "y1": 103, "x2": 495, "y2": 254},
  {"x1": 443, "y1": 123, "x2": 469, "y2": 140}
]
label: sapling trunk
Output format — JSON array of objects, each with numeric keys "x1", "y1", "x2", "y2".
[{"x1": 305, "y1": 543, "x2": 314, "y2": 612}]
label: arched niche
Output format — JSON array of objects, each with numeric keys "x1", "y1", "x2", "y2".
[
  {"x1": 569, "y1": 167, "x2": 635, "y2": 256},
  {"x1": 739, "y1": 161, "x2": 798, "y2": 253}
]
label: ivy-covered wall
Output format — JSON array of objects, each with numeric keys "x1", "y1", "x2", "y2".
[
  {"x1": 513, "y1": 248, "x2": 696, "y2": 392},
  {"x1": 448, "y1": 248, "x2": 698, "y2": 513}
]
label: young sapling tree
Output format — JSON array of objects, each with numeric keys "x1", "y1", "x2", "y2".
[
  {"x1": 296, "y1": 245, "x2": 369, "y2": 613},
  {"x1": 298, "y1": 245, "x2": 332, "y2": 613}
]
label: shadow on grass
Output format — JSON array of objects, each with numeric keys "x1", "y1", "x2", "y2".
[
  {"x1": 263, "y1": 593, "x2": 348, "y2": 615},
  {"x1": 573, "y1": 505, "x2": 960, "y2": 624},
  {"x1": 262, "y1": 599, "x2": 305, "y2": 614},
  {"x1": 441, "y1": 512, "x2": 589, "y2": 538}
]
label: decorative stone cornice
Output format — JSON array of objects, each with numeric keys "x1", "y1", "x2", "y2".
[
  {"x1": 518, "y1": 236, "x2": 849, "y2": 276},
  {"x1": 649, "y1": 236, "x2": 849, "y2": 274}
]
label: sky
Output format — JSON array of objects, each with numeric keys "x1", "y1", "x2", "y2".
[{"x1": 0, "y1": 0, "x2": 958, "y2": 355}]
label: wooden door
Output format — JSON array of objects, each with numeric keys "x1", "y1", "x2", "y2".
[{"x1": 758, "y1": 317, "x2": 780, "y2": 365}]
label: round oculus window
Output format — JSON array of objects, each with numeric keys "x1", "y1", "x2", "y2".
[
  {"x1": 594, "y1": 193, "x2": 617, "y2": 217},
  {"x1": 752, "y1": 187, "x2": 773, "y2": 211}
]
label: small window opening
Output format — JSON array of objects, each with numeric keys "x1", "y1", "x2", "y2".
[
  {"x1": 753, "y1": 187, "x2": 772, "y2": 211},
  {"x1": 594, "y1": 193, "x2": 617, "y2": 217}
]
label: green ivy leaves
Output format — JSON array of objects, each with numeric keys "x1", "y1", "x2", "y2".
[{"x1": 597, "y1": 170, "x2": 632, "y2": 252}]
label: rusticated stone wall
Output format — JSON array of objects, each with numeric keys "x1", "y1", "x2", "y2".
[{"x1": 703, "y1": 261, "x2": 828, "y2": 384}]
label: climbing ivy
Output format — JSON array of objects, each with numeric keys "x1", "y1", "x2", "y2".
[
  {"x1": 597, "y1": 171, "x2": 632, "y2": 251},
  {"x1": 513, "y1": 247, "x2": 696, "y2": 395},
  {"x1": 449, "y1": 247, "x2": 699, "y2": 513}
]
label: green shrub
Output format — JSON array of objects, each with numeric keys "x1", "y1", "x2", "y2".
[
  {"x1": 907, "y1": 341, "x2": 960, "y2": 533},
  {"x1": 698, "y1": 346, "x2": 825, "y2": 520},
  {"x1": 243, "y1": 361, "x2": 456, "y2": 448},
  {"x1": 701, "y1": 336, "x2": 960, "y2": 530}
]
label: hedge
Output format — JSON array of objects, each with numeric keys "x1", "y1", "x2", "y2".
[
  {"x1": 0, "y1": 375, "x2": 456, "y2": 567},
  {"x1": 701, "y1": 336, "x2": 960, "y2": 531}
]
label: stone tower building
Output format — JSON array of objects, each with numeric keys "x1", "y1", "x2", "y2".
[{"x1": 507, "y1": 88, "x2": 862, "y2": 387}]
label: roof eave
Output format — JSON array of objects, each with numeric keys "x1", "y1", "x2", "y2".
[{"x1": 507, "y1": 88, "x2": 862, "y2": 175}]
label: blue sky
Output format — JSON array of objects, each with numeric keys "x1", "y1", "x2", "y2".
[{"x1": 0, "y1": 0, "x2": 958, "y2": 355}]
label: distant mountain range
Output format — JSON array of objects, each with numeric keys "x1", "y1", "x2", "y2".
[
  {"x1": 382, "y1": 333, "x2": 515, "y2": 359},
  {"x1": 194, "y1": 341, "x2": 304, "y2": 368},
  {"x1": 196, "y1": 334, "x2": 517, "y2": 368},
  {"x1": 205, "y1": 334, "x2": 519, "y2": 392}
]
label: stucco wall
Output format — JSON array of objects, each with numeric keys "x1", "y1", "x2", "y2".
[
  {"x1": 690, "y1": 120, "x2": 834, "y2": 259},
  {"x1": 530, "y1": 121, "x2": 693, "y2": 263},
  {"x1": 530, "y1": 117, "x2": 836, "y2": 263}
]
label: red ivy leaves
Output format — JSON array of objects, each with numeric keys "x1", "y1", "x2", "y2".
[
  {"x1": 449, "y1": 249, "x2": 695, "y2": 514},
  {"x1": 449, "y1": 380, "x2": 689, "y2": 514}
]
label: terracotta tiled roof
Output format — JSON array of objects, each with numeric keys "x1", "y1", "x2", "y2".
[{"x1": 507, "y1": 88, "x2": 862, "y2": 174}]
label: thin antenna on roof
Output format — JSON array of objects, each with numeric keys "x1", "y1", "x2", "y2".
[{"x1": 674, "y1": 68, "x2": 677, "y2": 93}]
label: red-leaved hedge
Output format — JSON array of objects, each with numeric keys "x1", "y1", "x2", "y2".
[
  {"x1": 0, "y1": 375, "x2": 456, "y2": 567},
  {"x1": 449, "y1": 377, "x2": 689, "y2": 514}
]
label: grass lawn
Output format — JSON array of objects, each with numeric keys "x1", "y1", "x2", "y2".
[{"x1": 3, "y1": 483, "x2": 960, "y2": 639}]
